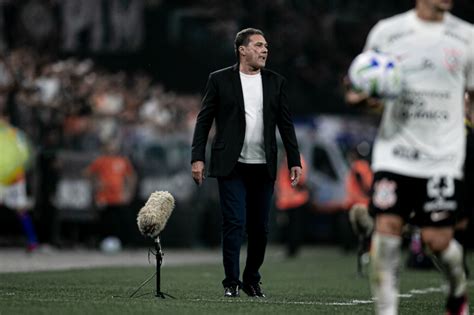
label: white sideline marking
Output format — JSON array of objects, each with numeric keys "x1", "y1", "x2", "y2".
[
  {"x1": 408, "y1": 287, "x2": 444, "y2": 295},
  {"x1": 190, "y1": 298, "x2": 374, "y2": 306},
  {"x1": 190, "y1": 282, "x2": 473, "y2": 306}
]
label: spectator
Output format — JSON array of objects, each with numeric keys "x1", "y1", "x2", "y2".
[
  {"x1": 344, "y1": 145, "x2": 373, "y2": 210},
  {"x1": 275, "y1": 154, "x2": 310, "y2": 258},
  {"x1": 83, "y1": 140, "x2": 137, "y2": 246}
]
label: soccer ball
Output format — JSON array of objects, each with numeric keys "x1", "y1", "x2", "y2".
[
  {"x1": 100, "y1": 236, "x2": 122, "y2": 254},
  {"x1": 348, "y1": 50, "x2": 403, "y2": 98}
]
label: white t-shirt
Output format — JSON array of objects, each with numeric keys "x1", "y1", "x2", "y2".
[
  {"x1": 365, "y1": 10, "x2": 474, "y2": 179},
  {"x1": 238, "y1": 71, "x2": 266, "y2": 163}
]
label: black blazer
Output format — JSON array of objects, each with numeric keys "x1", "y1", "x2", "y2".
[{"x1": 191, "y1": 64, "x2": 301, "y2": 180}]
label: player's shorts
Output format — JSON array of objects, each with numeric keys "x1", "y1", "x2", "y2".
[
  {"x1": 0, "y1": 178, "x2": 29, "y2": 210},
  {"x1": 369, "y1": 171, "x2": 462, "y2": 227}
]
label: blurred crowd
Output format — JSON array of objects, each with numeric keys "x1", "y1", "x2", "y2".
[
  {"x1": 0, "y1": 47, "x2": 206, "y2": 248},
  {"x1": 0, "y1": 47, "x2": 201, "y2": 155},
  {"x1": 2, "y1": 0, "x2": 473, "y2": 120}
]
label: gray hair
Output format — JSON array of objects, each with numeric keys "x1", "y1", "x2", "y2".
[{"x1": 234, "y1": 28, "x2": 264, "y2": 61}]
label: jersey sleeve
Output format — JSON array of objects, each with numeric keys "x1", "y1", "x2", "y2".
[{"x1": 363, "y1": 21, "x2": 385, "y2": 52}]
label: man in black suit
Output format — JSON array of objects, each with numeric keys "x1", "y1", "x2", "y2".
[{"x1": 191, "y1": 28, "x2": 302, "y2": 298}]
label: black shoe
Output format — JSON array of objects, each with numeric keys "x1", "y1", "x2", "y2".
[
  {"x1": 242, "y1": 282, "x2": 266, "y2": 298},
  {"x1": 224, "y1": 285, "x2": 239, "y2": 297},
  {"x1": 446, "y1": 294, "x2": 468, "y2": 315}
]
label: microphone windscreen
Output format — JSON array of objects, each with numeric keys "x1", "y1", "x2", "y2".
[{"x1": 137, "y1": 191, "x2": 175, "y2": 239}]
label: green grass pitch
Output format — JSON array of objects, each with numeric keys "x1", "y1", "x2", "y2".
[{"x1": 0, "y1": 247, "x2": 472, "y2": 314}]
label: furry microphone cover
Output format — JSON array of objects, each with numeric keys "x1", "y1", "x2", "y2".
[{"x1": 137, "y1": 191, "x2": 175, "y2": 239}]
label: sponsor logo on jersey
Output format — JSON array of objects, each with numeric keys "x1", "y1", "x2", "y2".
[
  {"x1": 373, "y1": 178, "x2": 397, "y2": 210},
  {"x1": 401, "y1": 95, "x2": 425, "y2": 107},
  {"x1": 396, "y1": 92, "x2": 450, "y2": 122},
  {"x1": 398, "y1": 109, "x2": 449, "y2": 121},
  {"x1": 429, "y1": 211, "x2": 451, "y2": 222},
  {"x1": 405, "y1": 90, "x2": 451, "y2": 100},
  {"x1": 418, "y1": 152, "x2": 455, "y2": 163},
  {"x1": 404, "y1": 58, "x2": 436, "y2": 74},
  {"x1": 444, "y1": 30, "x2": 469, "y2": 45},
  {"x1": 424, "y1": 199, "x2": 457, "y2": 212},
  {"x1": 387, "y1": 30, "x2": 415, "y2": 44},
  {"x1": 443, "y1": 48, "x2": 462, "y2": 73},
  {"x1": 393, "y1": 145, "x2": 419, "y2": 160},
  {"x1": 395, "y1": 92, "x2": 449, "y2": 121},
  {"x1": 391, "y1": 145, "x2": 455, "y2": 163}
]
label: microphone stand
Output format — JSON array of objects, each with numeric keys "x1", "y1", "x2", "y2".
[
  {"x1": 154, "y1": 236, "x2": 175, "y2": 299},
  {"x1": 129, "y1": 235, "x2": 175, "y2": 299}
]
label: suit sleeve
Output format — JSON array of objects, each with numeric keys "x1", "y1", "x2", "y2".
[
  {"x1": 276, "y1": 78, "x2": 301, "y2": 169},
  {"x1": 191, "y1": 74, "x2": 219, "y2": 163}
]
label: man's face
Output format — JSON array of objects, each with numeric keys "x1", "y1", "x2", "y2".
[
  {"x1": 421, "y1": 0, "x2": 453, "y2": 12},
  {"x1": 240, "y1": 34, "x2": 268, "y2": 70}
]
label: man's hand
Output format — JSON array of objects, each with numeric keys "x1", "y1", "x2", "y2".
[
  {"x1": 191, "y1": 161, "x2": 205, "y2": 186},
  {"x1": 290, "y1": 166, "x2": 302, "y2": 187}
]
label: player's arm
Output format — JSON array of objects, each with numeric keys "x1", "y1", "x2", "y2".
[
  {"x1": 344, "y1": 21, "x2": 385, "y2": 111},
  {"x1": 343, "y1": 76, "x2": 384, "y2": 110}
]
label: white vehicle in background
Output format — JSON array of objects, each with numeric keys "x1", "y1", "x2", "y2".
[
  {"x1": 278, "y1": 115, "x2": 377, "y2": 243},
  {"x1": 294, "y1": 115, "x2": 377, "y2": 209},
  {"x1": 296, "y1": 126, "x2": 349, "y2": 209}
]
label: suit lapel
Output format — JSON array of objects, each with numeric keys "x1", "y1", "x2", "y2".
[{"x1": 231, "y1": 64, "x2": 245, "y2": 113}]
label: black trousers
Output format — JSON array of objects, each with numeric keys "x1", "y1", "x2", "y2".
[{"x1": 217, "y1": 163, "x2": 274, "y2": 287}]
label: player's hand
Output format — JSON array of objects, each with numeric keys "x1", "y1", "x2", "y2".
[
  {"x1": 191, "y1": 161, "x2": 205, "y2": 186},
  {"x1": 343, "y1": 76, "x2": 384, "y2": 112},
  {"x1": 344, "y1": 76, "x2": 369, "y2": 105},
  {"x1": 290, "y1": 166, "x2": 302, "y2": 188}
]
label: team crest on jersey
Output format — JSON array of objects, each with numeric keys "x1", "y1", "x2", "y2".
[
  {"x1": 443, "y1": 48, "x2": 462, "y2": 72},
  {"x1": 373, "y1": 178, "x2": 397, "y2": 210}
]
